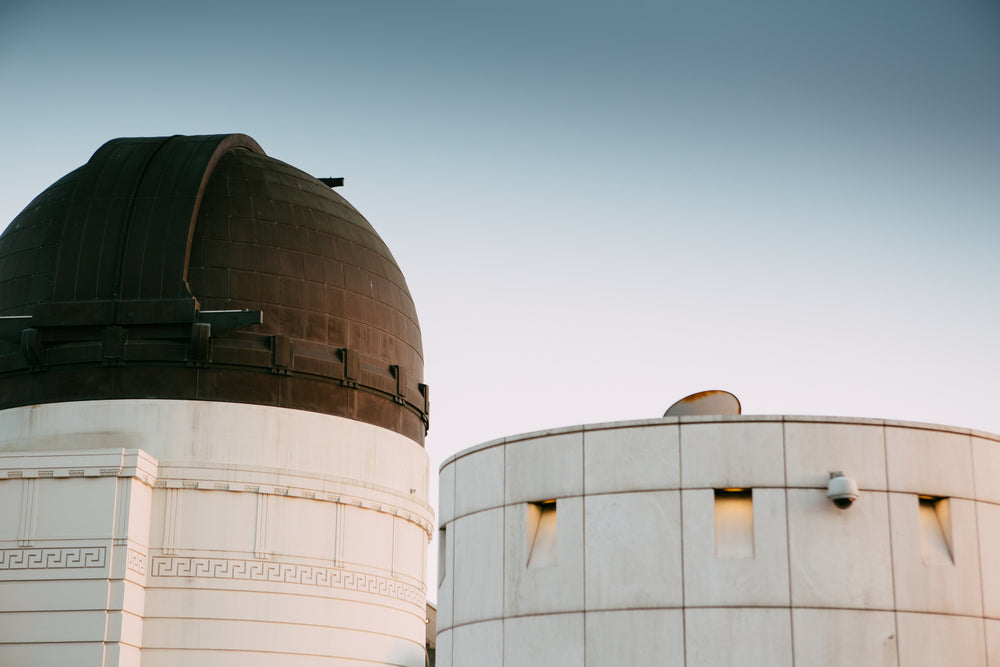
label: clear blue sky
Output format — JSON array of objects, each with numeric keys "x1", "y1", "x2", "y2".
[{"x1": 2, "y1": 0, "x2": 999, "y2": 535}]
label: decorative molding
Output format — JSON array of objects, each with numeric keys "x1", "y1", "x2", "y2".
[
  {"x1": 391, "y1": 515, "x2": 400, "y2": 577},
  {"x1": 17, "y1": 478, "x2": 38, "y2": 547},
  {"x1": 144, "y1": 478, "x2": 432, "y2": 538},
  {"x1": 254, "y1": 492, "x2": 271, "y2": 559},
  {"x1": 148, "y1": 479, "x2": 433, "y2": 541},
  {"x1": 150, "y1": 556, "x2": 424, "y2": 609},
  {"x1": 162, "y1": 488, "x2": 181, "y2": 556},
  {"x1": 113, "y1": 477, "x2": 132, "y2": 544},
  {"x1": 334, "y1": 501, "x2": 345, "y2": 567},
  {"x1": 1, "y1": 455, "x2": 156, "y2": 485},
  {"x1": 0, "y1": 547, "x2": 107, "y2": 570},
  {"x1": 127, "y1": 548, "x2": 146, "y2": 575}
]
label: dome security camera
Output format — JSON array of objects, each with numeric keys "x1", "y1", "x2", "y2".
[{"x1": 827, "y1": 471, "x2": 859, "y2": 509}]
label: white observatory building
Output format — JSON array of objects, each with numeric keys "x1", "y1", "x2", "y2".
[
  {"x1": 437, "y1": 391, "x2": 1000, "y2": 666},
  {"x1": 0, "y1": 135, "x2": 433, "y2": 666},
  {"x1": 6, "y1": 134, "x2": 1000, "y2": 667}
]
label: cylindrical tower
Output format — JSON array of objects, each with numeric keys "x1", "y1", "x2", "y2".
[
  {"x1": 438, "y1": 415, "x2": 1000, "y2": 666},
  {"x1": 0, "y1": 135, "x2": 432, "y2": 666}
]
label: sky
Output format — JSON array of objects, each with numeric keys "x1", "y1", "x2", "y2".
[{"x1": 2, "y1": 0, "x2": 998, "y2": 595}]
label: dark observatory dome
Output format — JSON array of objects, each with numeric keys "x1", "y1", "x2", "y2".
[{"x1": 0, "y1": 134, "x2": 428, "y2": 444}]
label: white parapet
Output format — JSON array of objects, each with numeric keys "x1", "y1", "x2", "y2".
[
  {"x1": 438, "y1": 415, "x2": 1000, "y2": 667},
  {"x1": 0, "y1": 400, "x2": 433, "y2": 667}
]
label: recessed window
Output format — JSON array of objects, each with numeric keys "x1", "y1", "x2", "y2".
[
  {"x1": 918, "y1": 496, "x2": 953, "y2": 564},
  {"x1": 437, "y1": 527, "x2": 447, "y2": 585},
  {"x1": 714, "y1": 489, "x2": 754, "y2": 559},
  {"x1": 527, "y1": 500, "x2": 557, "y2": 568}
]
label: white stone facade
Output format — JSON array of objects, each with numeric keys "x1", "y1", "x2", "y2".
[
  {"x1": 437, "y1": 415, "x2": 1000, "y2": 666},
  {"x1": 0, "y1": 400, "x2": 433, "y2": 667}
]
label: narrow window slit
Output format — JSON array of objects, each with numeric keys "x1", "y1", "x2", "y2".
[
  {"x1": 918, "y1": 496, "x2": 953, "y2": 564},
  {"x1": 437, "y1": 526, "x2": 447, "y2": 585},
  {"x1": 714, "y1": 489, "x2": 754, "y2": 558},
  {"x1": 527, "y1": 500, "x2": 557, "y2": 568}
]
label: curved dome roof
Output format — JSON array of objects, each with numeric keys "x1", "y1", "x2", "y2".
[{"x1": 0, "y1": 134, "x2": 428, "y2": 444}]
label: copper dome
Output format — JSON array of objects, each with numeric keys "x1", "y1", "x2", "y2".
[{"x1": 0, "y1": 134, "x2": 428, "y2": 444}]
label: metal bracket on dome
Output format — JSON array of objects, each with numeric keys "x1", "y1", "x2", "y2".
[
  {"x1": 418, "y1": 383, "x2": 430, "y2": 416},
  {"x1": 188, "y1": 323, "x2": 212, "y2": 364},
  {"x1": 318, "y1": 177, "x2": 344, "y2": 188},
  {"x1": 391, "y1": 365, "x2": 407, "y2": 399},
  {"x1": 341, "y1": 348, "x2": 361, "y2": 383},
  {"x1": 21, "y1": 328, "x2": 44, "y2": 367}
]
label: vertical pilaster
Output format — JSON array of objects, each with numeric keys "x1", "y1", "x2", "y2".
[
  {"x1": 254, "y1": 492, "x2": 270, "y2": 559},
  {"x1": 162, "y1": 488, "x2": 181, "y2": 556},
  {"x1": 18, "y1": 478, "x2": 38, "y2": 547},
  {"x1": 333, "y1": 500, "x2": 344, "y2": 567}
]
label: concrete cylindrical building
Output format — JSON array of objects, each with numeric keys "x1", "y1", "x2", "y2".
[
  {"x1": 0, "y1": 135, "x2": 432, "y2": 666},
  {"x1": 437, "y1": 414, "x2": 1000, "y2": 666}
]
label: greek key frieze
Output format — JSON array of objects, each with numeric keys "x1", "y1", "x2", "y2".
[
  {"x1": 150, "y1": 556, "x2": 423, "y2": 608},
  {"x1": 0, "y1": 547, "x2": 107, "y2": 570}
]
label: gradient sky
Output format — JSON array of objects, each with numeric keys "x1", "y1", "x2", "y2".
[{"x1": 2, "y1": 0, "x2": 998, "y2": 594}]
